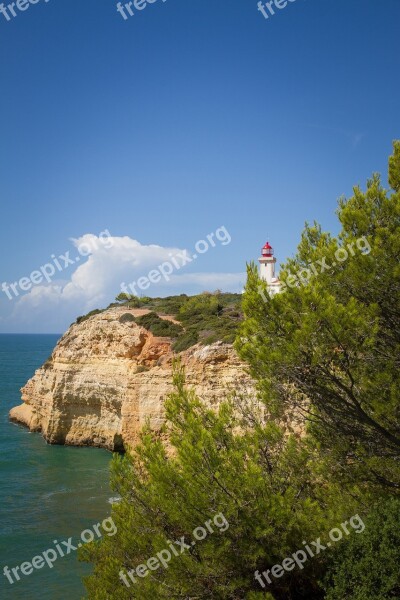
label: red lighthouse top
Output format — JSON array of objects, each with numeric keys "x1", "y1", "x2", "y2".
[{"x1": 261, "y1": 242, "x2": 274, "y2": 257}]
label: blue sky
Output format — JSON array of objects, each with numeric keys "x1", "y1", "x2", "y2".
[{"x1": 0, "y1": 0, "x2": 399, "y2": 332}]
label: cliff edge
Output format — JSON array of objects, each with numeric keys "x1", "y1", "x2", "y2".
[{"x1": 9, "y1": 307, "x2": 255, "y2": 450}]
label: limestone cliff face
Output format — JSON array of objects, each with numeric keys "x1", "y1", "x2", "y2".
[{"x1": 9, "y1": 308, "x2": 255, "y2": 450}]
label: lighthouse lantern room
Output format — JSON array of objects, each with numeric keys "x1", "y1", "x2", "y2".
[{"x1": 261, "y1": 241, "x2": 274, "y2": 258}]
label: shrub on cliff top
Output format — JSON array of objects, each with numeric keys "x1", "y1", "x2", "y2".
[
  {"x1": 135, "y1": 312, "x2": 183, "y2": 338},
  {"x1": 118, "y1": 313, "x2": 136, "y2": 324},
  {"x1": 108, "y1": 292, "x2": 243, "y2": 351},
  {"x1": 171, "y1": 330, "x2": 199, "y2": 352},
  {"x1": 75, "y1": 309, "x2": 105, "y2": 324},
  {"x1": 175, "y1": 293, "x2": 242, "y2": 348}
]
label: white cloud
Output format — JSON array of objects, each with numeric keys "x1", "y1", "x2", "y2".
[{"x1": 3, "y1": 234, "x2": 245, "y2": 333}]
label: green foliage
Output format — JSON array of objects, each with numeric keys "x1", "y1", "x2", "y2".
[
  {"x1": 236, "y1": 143, "x2": 400, "y2": 491},
  {"x1": 75, "y1": 309, "x2": 105, "y2": 324},
  {"x1": 389, "y1": 139, "x2": 400, "y2": 192},
  {"x1": 324, "y1": 499, "x2": 400, "y2": 600},
  {"x1": 113, "y1": 292, "x2": 243, "y2": 351},
  {"x1": 178, "y1": 292, "x2": 223, "y2": 321},
  {"x1": 115, "y1": 293, "x2": 131, "y2": 303},
  {"x1": 135, "y1": 312, "x2": 183, "y2": 338},
  {"x1": 118, "y1": 313, "x2": 136, "y2": 324},
  {"x1": 127, "y1": 298, "x2": 142, "y2": 308},
  {"x1": 147, "y1": 294, "x2": 190, "y2": 314},
  {"x1": 81, "y1": 363, "x2": 351, "y2": 600},
  {"x1": 82, "y1": 144, "x2": 400, "y2": 599},
  {"x1": 171, "y1": 330, "x2": 199, "y2": 352},
  {"x1": 114, "y1": 293, "x2": 142, "y2": 308},
  {"x1": 175, "y1": 292, "x2": 242, "y2": 349}
]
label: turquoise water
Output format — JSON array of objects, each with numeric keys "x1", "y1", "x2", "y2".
[{"x1": 0, "y1": 335, "x2": 113, "y2": 600}]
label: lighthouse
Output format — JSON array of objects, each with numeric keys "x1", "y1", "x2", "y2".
[{"x1": 259, "y1": 242, "x2": 281, "y2": 295}]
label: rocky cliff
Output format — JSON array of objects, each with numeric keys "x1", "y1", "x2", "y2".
[{"x1": 9, "y1": 307, "x2": 255, "y2": 450}]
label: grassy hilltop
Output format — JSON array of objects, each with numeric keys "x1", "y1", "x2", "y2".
[{"x1": 76, "y1": 291, "x2": 243, "y2": 353}]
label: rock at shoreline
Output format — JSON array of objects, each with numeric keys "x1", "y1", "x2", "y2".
[{"x1": 9, "y1": 307, "x2": 255, "y2": 451}]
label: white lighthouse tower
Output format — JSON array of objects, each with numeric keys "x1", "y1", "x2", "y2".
[{"x1": 259, "y1": 241, "x2": 281, "y2": 295}]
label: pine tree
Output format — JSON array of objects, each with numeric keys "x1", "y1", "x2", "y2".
[
  {"x1": 80, "y1": 364, "x2": 349, "y2": 600},
  {"x1": 324, "y1": 499, "x2": 400, "y2": 599},
  {"x1": 81, "y1": 143, "x2": 400, "y2": 599},
  {"x1": 237, "y1": 141, "x2": 400, "y2": 492}
]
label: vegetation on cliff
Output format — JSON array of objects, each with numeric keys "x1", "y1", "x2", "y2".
[
  {"x1": 81, "y1": 365, "x2": 350, "y2": 600},
  {"x1": 74, "y1": 292, "x2": 243, "y2": 351},
  {"x1": 117, "y1": 291, "x2": 243, "y2": 351},
  {"x1": 323, "y1": 498, "x2": 400, "y2": 600},
  {"x1": 80, "y1": 143, "x2": 400, "y2": 599},
  {"x1": 238, "y1": 143, "x2": 400, "y2": 491}
]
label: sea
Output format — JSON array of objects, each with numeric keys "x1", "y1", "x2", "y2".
[{"x1": 0, "y1": 334, "x2": 114, "y2": 600}]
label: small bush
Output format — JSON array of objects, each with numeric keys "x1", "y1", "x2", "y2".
[
  {"x1": 75, "y1": 309, "x2": 104, "y2": 324},
  {"x1": 119, "y1": 313, "x2": 136, "y2": 324},
  {"x1": 178, "y1": 294, "x2": 223, "y2": 322},
  {"x1": 115, "y1": 293, "x2": 142, "y2": 307},
  {"x1": 172, "y1": 330, "x2": 199, "y2": 352},
  {"x1": 127, "y1": 298, "x2": 142, "y2": 308},
  {"x1": 135, "y1": 312, "x2": 183, "y2": 338},
  {"x1": 324, "y1": 499, "x2": 400, "y2": 600}
]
